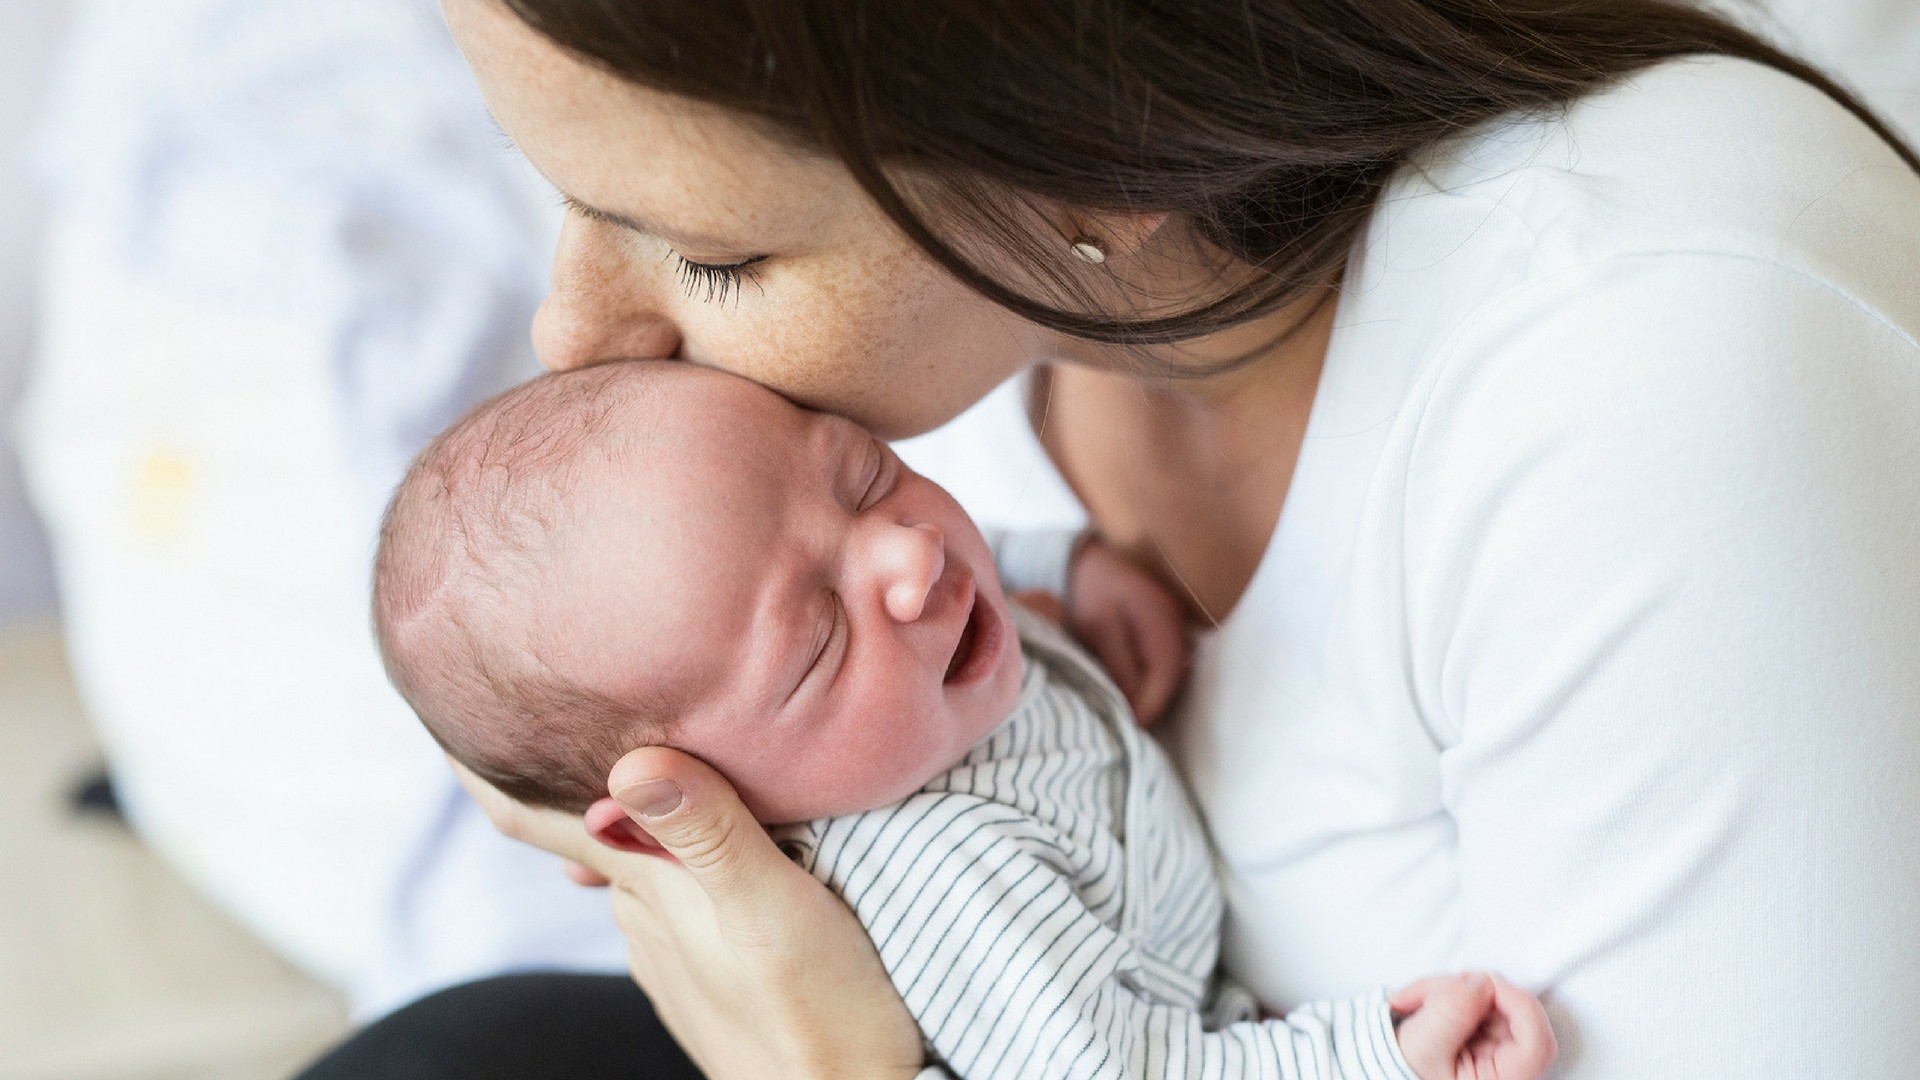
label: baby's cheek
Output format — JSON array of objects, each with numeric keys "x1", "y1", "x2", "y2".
[
  {"x1": 852, "y1": 727, "x2": 945, "y2": 798},
  {"x1": 829, "y1": 711, "x2": 959, "y2": 810},
  {"x1": 744, "y1": 713, "x2": 942, "y2": 821}
]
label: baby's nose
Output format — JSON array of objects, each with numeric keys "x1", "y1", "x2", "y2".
[{"x1": 879, "y1": 523, "x2": 945, "y2": 623}]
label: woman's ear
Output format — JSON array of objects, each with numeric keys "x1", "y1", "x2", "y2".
[
  {"x1": 584, "y1": 796, "x2": 674, "y2": 859},
  {"x1": 1065, "y1": 208, "x2": 1172, "y2": 262}
]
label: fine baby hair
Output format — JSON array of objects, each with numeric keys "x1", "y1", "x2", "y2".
[{"x1": 374, "y1": 361, "x2": 682, "y2": 814}]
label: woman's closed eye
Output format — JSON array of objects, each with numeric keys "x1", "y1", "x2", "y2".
[
  {"x1": 674, "y1": 253, "x2": 768, "y2": 305},
  {"x1": 556, "y1": 192, "x2": 767, "y2": 305}
]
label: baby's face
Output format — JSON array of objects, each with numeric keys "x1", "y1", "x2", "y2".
[{"x1": 547, "y1": 367, "x2": 1024, "y2": 823}]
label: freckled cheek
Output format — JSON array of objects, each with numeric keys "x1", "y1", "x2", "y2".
[
  {"x1": 682, "y1": 250, "x2": 1027, "y2": 436},
  {"x1": 690, "y1": 274, "x2": 924, "y2": 418}
]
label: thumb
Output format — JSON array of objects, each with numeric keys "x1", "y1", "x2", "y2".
[
  {"x1": 606, "y1": 746, "x2": 794, "y2": 922},
  {"x1": 1395, "y1": 972, "x2": 1494, "y2": 1080}
]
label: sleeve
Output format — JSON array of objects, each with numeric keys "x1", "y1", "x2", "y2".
[
  {"x1": 1403, "y1": 252, "x2": 1920, "y2": 1078},
  {"x1": 805, "y1": 797, "x2": 1418, "y2": 1080},
  {"x1": 983, "y1": 527, "x2": 1085, "y2": 599}
]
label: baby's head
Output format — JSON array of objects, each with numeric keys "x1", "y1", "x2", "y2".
[{"x1": 375, "y1": 361, "x2": 1024, "y2": 825}]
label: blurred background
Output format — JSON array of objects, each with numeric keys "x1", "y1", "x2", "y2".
[
  {"x1": 0, "y1": 2, "x2": 1913, "y2": 1079},
  {"x1": 3, "y1": 2, "x2": 632, "y2": 1077}
]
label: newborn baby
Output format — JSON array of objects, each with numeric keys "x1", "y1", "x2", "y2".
[{"x1": 374, "y1": 360, "x2": 1555, "y2": 1080}]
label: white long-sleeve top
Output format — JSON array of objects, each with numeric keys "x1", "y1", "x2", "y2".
[
  {"x1": 780, "y1": 608, "x2": 1418, "y2": 1080},
  {"x1": 898, "y1": 56, "x2": 1920, "y2": 1078}
]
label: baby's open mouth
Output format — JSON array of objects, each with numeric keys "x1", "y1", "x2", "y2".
[{"x1": 944, "y1": 589, "x2": 983, "y2": 684}]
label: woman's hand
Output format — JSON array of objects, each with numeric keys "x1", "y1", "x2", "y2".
[
  {"x1": 1065, "y1": 537, "x2": 1193, "y2": 725},
  {"x1": 451, "y1": 750, "x2": 926, "y2": 1080}
]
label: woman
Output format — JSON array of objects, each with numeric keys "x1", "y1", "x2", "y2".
[{"x1": 303, "y1": 0, "x2": 1920, "y2": 1076}]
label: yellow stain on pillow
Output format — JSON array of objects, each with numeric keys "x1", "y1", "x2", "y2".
[{"x1": 129, "y1": 449, "x2": 198, "y2": 548}]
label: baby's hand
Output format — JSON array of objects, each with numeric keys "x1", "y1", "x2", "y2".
[
  {"x1": 1390, "y1": 972, "x2": 1556, "y2": 1080},
  {"x1": 1064, "y1": 537, "x2": 1191, "y2": 725}
]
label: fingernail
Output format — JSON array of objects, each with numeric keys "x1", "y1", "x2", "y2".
[{"x1": 615, "y1": 778, "x2": 682, "y2": 819}]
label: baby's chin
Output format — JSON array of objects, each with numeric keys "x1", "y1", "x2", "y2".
[
  {"x1": 747, "y1": 727, "x2": 989, "y2": 824},
  {"x1": 744, "y1": 772, "x2": 941, "y2": 826}
]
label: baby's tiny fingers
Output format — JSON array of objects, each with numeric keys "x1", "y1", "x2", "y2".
[
  {"x1": 1388, "y1": 975, "x2": 1459, "y2": 1016},
  {"x1": 562, "y1": 859, "x2": 611, "y2": 887},
  {"x1": 1393, "y1": 973, "x2": 1495, "y2": 1080},
  {"x1": 1088, "y1": 617, "x2": 1144, "y2": 700},
  {"x1": 1128, "y1": 611, "x2": 1189, "y2": 725},
  {"x1": 1489, "y1": 974, "x2": 1558, "y2": 1077},
  {"x1": 1388, "y1": 986, "x2": 1424, "y2": 1016}
]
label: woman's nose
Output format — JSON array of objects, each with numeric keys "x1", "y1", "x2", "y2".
[
  {"x1": 531, "y1": 214, "x2": 684, "y2": 372},
  {"x1": 873, "y1": 523, "x2": 946, "y2": 624}
]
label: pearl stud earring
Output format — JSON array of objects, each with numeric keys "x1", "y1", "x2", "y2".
[{"x1": 1070, "y1": 237, "x2": 1107, "y2": 264}]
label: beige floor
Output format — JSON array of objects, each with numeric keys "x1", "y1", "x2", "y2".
[{"x1": 0, "y1": 618, "x2": 350, "y2": 1080}]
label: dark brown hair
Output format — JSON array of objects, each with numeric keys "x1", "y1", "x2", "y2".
[{"x1": 502, "y1": 0, "x2": 1919, "y2": 351}]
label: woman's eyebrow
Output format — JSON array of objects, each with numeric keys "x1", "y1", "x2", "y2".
[
  {"x1": 476, "y1": 106, "x2": 753, "y2": 250},
  {"x1": 559, "y1": 192, "x2": 741, "y2": 252}
]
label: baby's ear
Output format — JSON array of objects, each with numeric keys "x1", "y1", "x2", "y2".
[{"x1": 584, "y1": 796, "x2": 674, "y2": 860}]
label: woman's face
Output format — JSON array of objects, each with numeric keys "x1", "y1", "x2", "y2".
[{"x1": 443, "y1": 0, "x2": 1054, "y2": 438}]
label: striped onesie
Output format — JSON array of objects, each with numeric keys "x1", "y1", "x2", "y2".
[{"x1": 776, "y1": 607, "x2": 1419, "y2": 1080}]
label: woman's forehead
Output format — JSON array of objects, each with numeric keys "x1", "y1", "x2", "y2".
[{"x1": 447, "y1": 0, "x2": 855, "y2": 247}]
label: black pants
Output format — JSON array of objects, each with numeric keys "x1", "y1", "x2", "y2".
[{"x1": 295, "y1": 973, "x2": 705, "y2": 1080}]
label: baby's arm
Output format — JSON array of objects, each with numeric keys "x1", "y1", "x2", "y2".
[
  {"x1": 788, "y1": 794, "x2": 1499, "y2": 1080},
  {"x1": 983, "y1": 528, "x2": 1190, "y2": 724}
]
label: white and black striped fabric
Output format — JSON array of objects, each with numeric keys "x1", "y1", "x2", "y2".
[{"x1": 777, "y1": 609, "x2": 1417, "y2": 1080}]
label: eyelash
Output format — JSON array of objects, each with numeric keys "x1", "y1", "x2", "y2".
[
  {"x1": 555, "y1": 194, "x2": 766, "y2": 306},
  {"x1": 673, "y1": 254, "x2": 767, "y2": 306}
]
